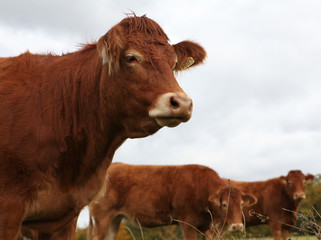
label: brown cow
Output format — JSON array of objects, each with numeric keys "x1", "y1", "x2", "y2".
[
  {"x1": 0, "y1": 15, "x2": 206, "y2": 240},
  {"x1": 226, "y1": 170, "x2": 314, "y2": 240},
  {"x1": 88, "y1": 163, "x2": 257, "y2": 240}
]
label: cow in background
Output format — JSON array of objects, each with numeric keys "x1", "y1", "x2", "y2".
[
  {"x1": 88, "y1": 163, "x2": 257, "y2": 240},
  {"x1": 226, "y1": 170, "x2": 314, "y2": 240},
  {"x1": 0, "y1": 14, "x2": 206, "y2": 240}
]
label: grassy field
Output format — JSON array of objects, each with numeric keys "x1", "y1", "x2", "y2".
[
  {"x1": 244, "y1": 237, "x2": 317, "y2": 240},
  {"x1": 220, "y1": 233, "x2": 319, "y2": 240},
  {"x1": 76, "y1": 224, "x2": 320, "y2": 240}
]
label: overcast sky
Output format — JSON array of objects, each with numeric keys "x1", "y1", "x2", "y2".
[{"x1": 1, "y1": 0, "x2": 320, "y2": 228}]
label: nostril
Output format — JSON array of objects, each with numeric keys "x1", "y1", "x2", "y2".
[{"x1": 170, "y1": 96, "x2": 179, "y2": 109}]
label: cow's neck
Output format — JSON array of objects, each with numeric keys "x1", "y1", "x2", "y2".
[
  {"x1": 279, "y1": 181, "x2": 298, "y2": 210},
  {"x1": 45, "y1": 45, "x2": 127, "y2": 190}
]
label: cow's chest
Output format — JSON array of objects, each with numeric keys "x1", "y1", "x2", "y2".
[
  {"x1": 25, "y1": 181, "x2": 76, "y2": 222},
  {"x1": 24, "y1": 165, "x2": 108, "y2": 223}
]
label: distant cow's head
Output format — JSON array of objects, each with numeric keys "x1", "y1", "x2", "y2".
[
  {"x1": 209, "y1": 186, "x2": 257, "y2": 232},
  {"x1": 97, "y1": 15, "x2": 206, "y2": 138},
  {"x1": 280, "y1": 170, "x2": 314, "y2": 201}
]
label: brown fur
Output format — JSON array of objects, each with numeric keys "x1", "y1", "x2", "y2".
[
  {"x1": 89, "y1": 163, "x2": 256, "y2": 240},
  {"x1": 0, "y1": 15, "x2": 206, "y2": 240},
  {"x1": 226, "y1": 170, "x2": 314, "y2": 240}
]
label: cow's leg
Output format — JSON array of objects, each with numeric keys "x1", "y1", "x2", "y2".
[
  {"x1": 92, "y1": 212, "x2": 123, "y2": 240},
  {"x1": 179, "y1": 223, "x2": 198, "y2": 240},
  {"x1": 0, "y1": 195, "x2": 28, "y2": 240},
  {"x1": 104, "y1": 214, "x2": 123, "y2": 240},
  {"x1": 281, "y1": 227, "x2": 289, "y2": 240},
  {"x1": 269, "y1": 221, "x2": 282, "y2": 240},
  {"x1": 204, "y1": 229, "x2": 215, "y2": 240},
  {"x1": 38, "y1": 217, "x2": 77, "y2": 240}
]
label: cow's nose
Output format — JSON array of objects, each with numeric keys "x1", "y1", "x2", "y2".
[
  {"x1": 294, "y1": 192, "x2": 306, "y2": 200},
  {"x1": 149, "y1": 92, "x2": 193, "y2": 127},
  {"x1": 228, "y1": 223, "x2": 244, "y2": 232},
  {"x1": 169, "y1": 95, "x2": 193, "y2": 118}
]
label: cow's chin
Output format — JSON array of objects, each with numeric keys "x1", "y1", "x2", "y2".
[
  {"x1": 154, "y1": 117, "x2": 185, "y2": 127},
  {"x1": 124, "y1": 119, "x2": 163, "y2": 139}
]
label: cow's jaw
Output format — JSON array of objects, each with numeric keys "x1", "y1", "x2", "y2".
[{"x1": 149, "y1": 92, "x2": 193, "y2": 127}]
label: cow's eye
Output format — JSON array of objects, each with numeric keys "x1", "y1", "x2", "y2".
[
  {"x1": 222, "y1": 202, "x2": 228, "y2": 208},
  {"x1": 126, "y1": 55, "x2": 138, "y2": 64}
]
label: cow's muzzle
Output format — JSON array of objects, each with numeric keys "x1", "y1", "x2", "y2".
[
  {"x1": 228, "y1": 223, "x2": 244, "y2": 232},
  {"x1": 293, "y1": 192, "x2": 306, "y2": 200},
  {"x1": 149, "y1": 92, "x2": 193, "y2": 127}
]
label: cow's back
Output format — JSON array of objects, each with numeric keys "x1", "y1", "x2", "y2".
[
  {"x1": 0, "y1": 53, "x2": 58, "y2": 80},
  {"x1": 106, "y1": 163, "x2": 221, "y2": 206}
]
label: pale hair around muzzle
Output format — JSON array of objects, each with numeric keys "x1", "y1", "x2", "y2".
[
  {"x1": 228, "y1": 223, "x2": 244, "y2": 232},
  {"x1": 149, "y1": 92, "x2": 193, "y2": 127}
]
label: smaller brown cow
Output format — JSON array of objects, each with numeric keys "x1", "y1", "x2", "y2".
[
  {"x1": 89, "y1": 163, "x2": 257, "y2": 240},
  {"x1": 226, "y1": 170, "x2": 314, "y2": 240}
]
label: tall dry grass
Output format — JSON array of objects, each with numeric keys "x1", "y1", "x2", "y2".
[{"x1": 121, "y1": 202, "x2": 320, "y2": 240}]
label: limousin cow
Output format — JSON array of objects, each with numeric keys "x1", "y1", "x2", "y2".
[
  {"x1": 88, "y1": 163, "x2": 257, "y2": 240},
  {"x1": 0, "y1": 15, "x2": 206, "y2": 240},
  {"x1": 226, "y1": 170, "x2": 314, "y2": 240}
]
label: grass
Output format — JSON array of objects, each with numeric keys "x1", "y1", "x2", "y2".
[
  {"x1": 238, "y1": 237, "x2": 316, "y2": 240},
  {"x1": 110, "y1": 203, "x2": 320, "y2": 240},
  {"x1": 116, "y1": 206, "x2": 321, "y2": 240}
]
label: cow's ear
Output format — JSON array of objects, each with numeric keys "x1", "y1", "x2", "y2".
[
  {"x1": 208, "y1": 194, "x2": 220, "y2": 207},
  {"x1": 280, "y1": 176, "x2": 287, "y2": 185},
  {"x1": 97, "y1": 26, "x2": 124, "y2": 75},
  {"x1": 305, "y1": 174, "x2": 315, "y2": 183},
  {"x1": 242, "y1": 193, "x2": 257, "y2": 207},
  {"x1": 173, "y1": 41, "x2": 206, "y2": 72}
]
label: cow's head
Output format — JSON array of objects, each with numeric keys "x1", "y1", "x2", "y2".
[
  {"x1": 97, "y1": 15, "x2": 206, "y2": 138},
  {"x1": 209, "y1": 186, "x2": 257, "y2": 232},
  {"x1": 280, "y1": 170, "x2": 314, "y2": 201}
]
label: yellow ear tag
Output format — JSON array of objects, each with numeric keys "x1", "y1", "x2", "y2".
[{"x1": 180, "y1": 57, "x2": 195, "y2": 70}]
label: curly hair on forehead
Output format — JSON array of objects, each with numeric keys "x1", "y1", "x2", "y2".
[
  {"x1": 97, "y1": 13, "x2": 175, "y2": 75},
  {"x1": 119, "y1": 13, "x2": 169, "y2": 43}
]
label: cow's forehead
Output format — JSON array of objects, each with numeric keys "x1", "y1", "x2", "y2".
[
  {"x1": 126, "y1": 39, "x2": 174, "y2": 57},
  {"x1": 220, "y1": 187, "x2": 242, "y2": 201},
  {"x1": 117, "y1": 16, "x2": 176, "y2": 61},
  {"x1": 119, "y1": 15, "x2": 169, "y2": 43},
  {"x1": 287, "y1": 170, "x2": 305, "y2": 182}
]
